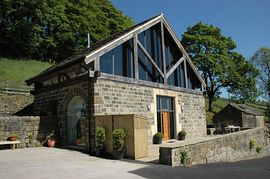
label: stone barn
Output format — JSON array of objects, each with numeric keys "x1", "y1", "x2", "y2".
[
  {"x1": 26, "y1": 14, "x2": 207, "y2": 153},
  {"x1": 214, "y1": 103, "x2": 265, "y2": 128}
]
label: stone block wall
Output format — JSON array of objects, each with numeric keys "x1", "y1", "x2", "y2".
[
  {"x1": 160, "y1": 127, "x2": 269, "y2": 166},
  {"x1": 178, "y1": 92, "x2": 206, "y2": 138},
  {"x1": 33, "y1": 79, "x2": 89, "y2": 147},
  {"x1": 93, "y1": 79, "x2": 154, "y2": 143},
  {"x1": 0, "y1": 115, "x2": 56, "y2": 148},
  {"x1": 94, "y1": 79, "x2": 206, "y2": 142}
]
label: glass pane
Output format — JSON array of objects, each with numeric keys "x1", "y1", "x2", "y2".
[
  {"x1": 100, "y1": 50, "x2": 113, "y2": 74},
  {"x1": 114, "y1": 45, "x2": 123, "y2": 76},
  {"x1": 138, "y1": 23, "x2": 163, "y2": 74},
  {"x1": 187, "y1": 63, "x2": 201, "y2": 90},
  {"x1": 164, "y1": 26, "x2": 182, "y2": 70}
]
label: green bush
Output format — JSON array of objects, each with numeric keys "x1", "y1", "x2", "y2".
[
  {"x1": 112, "y1": 128, "x2": 125, "y2": 150},
  {"x1": 153, "y1": 132, "x2": 163, "y2": 139},
  {"x1": 178, "y1": 130, "x2": 187, "y2": 137},
  {"x1": 249, "y1": 139, "x2": 256, "y2": 150},
  {"x1": 256, "y1": 144, "x2": 264, "y2": 153},
  {"x1": 178, "y1": 130, "x2": 187, "y2": 140},
  {"x1": 206, "y1": 111, "x2": 214, "y2": 125},
  {"x1": 180, "y1": 150, "x2": 188, "y2": 164},
  {"x1": 95, "y1": 127, "x2": 106, "y2": 148}
]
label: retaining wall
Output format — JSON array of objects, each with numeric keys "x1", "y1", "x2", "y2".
[
  {"x1": 0, "y1": 115, "x2": 56, "y2": 148},
  {"x1": 160, "y1": 127, "x2": 270, "y2": 166}
]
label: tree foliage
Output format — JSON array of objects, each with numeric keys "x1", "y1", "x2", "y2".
[
  {"x1": 250, "y1": 47, "x2": 270, "y2": 102},
  {"x1": 0, "y1": 0, "x2": 133, "y2": 61},
  {"x1": 181, "y1": 22, "x2": 258, "y2": 111}
]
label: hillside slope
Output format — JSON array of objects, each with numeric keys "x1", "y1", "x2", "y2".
[{"x1": 0, "y1": 58, "x2": 51, "y2": 88}]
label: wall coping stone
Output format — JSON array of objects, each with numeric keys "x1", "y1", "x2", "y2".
[{"x1": 160, "y1": 127, "x2": 264, "y2": 149}]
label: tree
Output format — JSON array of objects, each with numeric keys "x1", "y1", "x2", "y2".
[
  {"x1": 226, "y1": 52, "x2": 259, "y2": 103},
  {"x1": 181, "y1": 22, "x2": 258, "y2": 111},
  {"x1": 0, "y1": 0, "x2": 133, "y2": 61},
  {"x1": 250, "y1": 47, "x2": 270, "y2": 104}
]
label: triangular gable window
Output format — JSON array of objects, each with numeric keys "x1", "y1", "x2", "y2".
[{"x1": 100, "y1": 39, "x2": 134, "y2": 78}]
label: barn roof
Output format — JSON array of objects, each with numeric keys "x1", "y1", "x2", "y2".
[{"x1": 229, "y1": 103, "x2": 264, "y2": 116}]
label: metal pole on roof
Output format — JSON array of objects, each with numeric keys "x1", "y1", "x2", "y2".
[{"x1": 87, "y1": 33, "x2": 90, "y2": 48}]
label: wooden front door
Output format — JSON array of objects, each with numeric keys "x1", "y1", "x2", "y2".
[{"x1": 162, "y1": 112, "x2": 170, "y2": 140}]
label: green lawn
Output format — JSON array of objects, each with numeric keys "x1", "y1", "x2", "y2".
[{"x1": 0, "y1": 57, "x2": 51, "y2": 88}]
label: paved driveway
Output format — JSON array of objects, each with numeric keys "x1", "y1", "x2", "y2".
[{"x1": 0, "y1": 147, "x2": 270, "y2": 179}]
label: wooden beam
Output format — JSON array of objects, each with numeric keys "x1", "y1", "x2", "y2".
[
  {"x1": 133, "y1": 35, "x2": 139, "y2": 79},
  {"x1": 184, "y1": 58, "x2": 188, "y2": 88},
  {"x1": 94, "y1": 57, "x2": 100, "y2": 71},
  {"x1": 161, "y1": 19, "x2": 167, "y2": 85},
  {"x1": 137, "y1": 41, "x2": 164, "y2": 78},
  {"x1": 166, "y1": 57, "x2": 185, "y2": 78}
]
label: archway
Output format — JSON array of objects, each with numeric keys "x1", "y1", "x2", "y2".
[{"x1": 66, "y1": 96, "x2": 86, "y2": 145}]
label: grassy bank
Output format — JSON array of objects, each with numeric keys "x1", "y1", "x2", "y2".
[{"x1": 0, "y1": 57, "x2": 51, "y2": 88}]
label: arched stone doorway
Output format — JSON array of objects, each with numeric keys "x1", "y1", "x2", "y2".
[{"x1": 66, "y1": 96, "x2": 87, "y2": 146}]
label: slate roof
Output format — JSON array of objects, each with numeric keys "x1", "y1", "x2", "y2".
[
  {"x1": 230, "y1": 103, "x2": 264, "y2": 116},
  {"x1": 25, "y1": 15, "x2": 160, "y2": 85}
]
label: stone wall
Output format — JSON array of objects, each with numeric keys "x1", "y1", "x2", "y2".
[
  {"x1": 33, "y1": 78, "x2": 89, "y2": 147},
  {"x1": 160, "y1": 127, "x2": 269, "y2": 166},
  {"x1": 94, "y1": 79, "x2": 206, "y2": 142},
  {"x1": 178, "y1": 92, "x2": 206, "y2": 138},
  {"x1": 242, "y1": 113, "x2": 264, "y2": 128},
  {"x1": 0, "y1": 115, "x2": 56, "y2": 148}
]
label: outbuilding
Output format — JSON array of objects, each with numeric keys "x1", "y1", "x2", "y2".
[{"x1": 214, "y1": 103, "x2": 265, "y2": 128}]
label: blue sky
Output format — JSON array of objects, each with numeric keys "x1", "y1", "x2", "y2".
[{"x1": 111, "y1": 0, "x2": 270, "y2": 59}]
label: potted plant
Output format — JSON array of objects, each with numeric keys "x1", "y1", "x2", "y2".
[
  {"x1": 95, "y1": 127, "x2": 106, "y2": 157},
  {"x1": 153, "y1": 132, "x2": 163, "y2": 144},
  {"x1": 7, "y1": 132, "x2": 18, "y2": 141},
  {"x1": 178, "y1": 130, "x2": 187, "y2": 140},
  {"x1": 112, "y1": 128, "x2": 125, "y2": 160},
  {"x1": 46, "y1": 130, "x2": 56, "y2": 147}
]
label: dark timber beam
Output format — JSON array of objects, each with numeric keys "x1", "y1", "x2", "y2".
[
  {"x1": 166, "y1": 57, "x2": 185, "y2": 78},
  {"x1": 133, "y1": 35, "x2": 139, "y2": 79},
  {"x1": 161, "y1": 19, "x2": 167, "y2": 85},
  {"x1": 184, "y1": 58, "x2": 188, "y2": 88},
  {"x1": 137, "y1": 41, "x2": 164, "y2": 78}
]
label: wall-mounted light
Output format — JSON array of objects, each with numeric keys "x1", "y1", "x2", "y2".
[{"x1": 147, "y1": 104, "x2": 151, "y2": 111}]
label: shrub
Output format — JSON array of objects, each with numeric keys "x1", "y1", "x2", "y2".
[
  {"x1": 180, "y1": 150, "x2": 188, "y2": 164},
  {"x1": 95, "y1": 127, "x2": 106, "y2": 148},
  {"x1": 256, "y1": 144, "x2": 264, "y2": 153},
  {"x1": 154, "y1": 132, "x2": 163, "y2": 139},
  {"x1": 249, "y1": 139, "x2": 256, "y2": 150},
  {"x1": 178, "y1": 130, "x2": 187, "y2": 140},
  {"x1": 112, "y1": 128, "x2": 125, "y2": 150}
]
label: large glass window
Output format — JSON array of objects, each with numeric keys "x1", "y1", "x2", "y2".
[
  {"x1": 187, "y1": 63, "x2": 201, "y2": 90},
  {"x1": 100, "y1": 39, "x2": 134, "y2": 78},
  {"x1": 168, "y1": 63, "x2": 186, "y2": 88},
  {"x1": 138, "y1": 23, "x2": 163, "y2": 83}
]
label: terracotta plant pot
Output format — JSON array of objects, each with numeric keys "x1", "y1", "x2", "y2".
[
  {"x1": 7, "y1": 136, "x2": 17, "y2": 141},
  {"x1": 47, "y1": 139, "x2": 56, "y2": 147}
]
